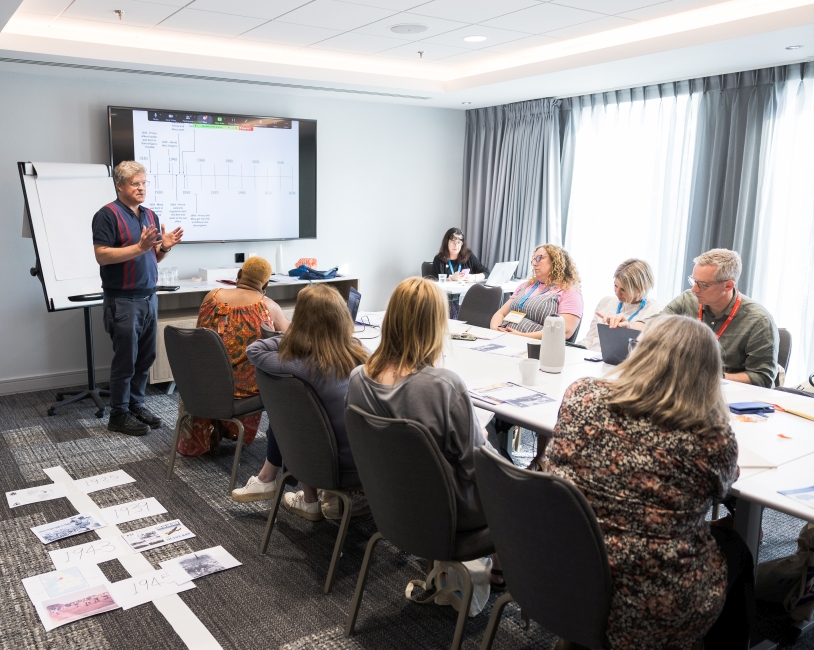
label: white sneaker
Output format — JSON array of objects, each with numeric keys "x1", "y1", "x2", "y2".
[
  {"x1": 320, "y1": 490, "x2": 370, "y2": 520},
  {"x1": 283, "y1": 490, "x2": 323, "y2": 521},
  {"x1": 231, "y1": 475, "x2": 277, "y2": 503}
]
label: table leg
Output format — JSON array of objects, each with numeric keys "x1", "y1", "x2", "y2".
[{"x1": 733, "y1": 497, "x2": 763, "y2": 567}]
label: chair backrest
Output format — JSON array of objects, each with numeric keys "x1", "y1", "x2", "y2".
[
  {"x1": 457, "y1": 284, "x2": 504, "y2": 328},
  {"x1": 566, "y1": 318, "x2": 581, "y2": 344},
  {"x1": 345, "y1": 404, "x2": 459, "y2": 560},
  {"x1": 260, "y1": 322, "x2": 284, "y2": 340},
  {"x1": 164, "y1": 326, "x2": 237, "y2": 420},
  {"x1": 255, "y1": 369, "x2": 341, "y2": 490},
  {"x1": 421, "y1": 261, "x2": 434, "y2": 278},
  {"x1": 778, "y1": 328, "x2": 792, "y2": 372},
  {"x1": 474, "y1": 448, "x2": 611, "y2": 649}
]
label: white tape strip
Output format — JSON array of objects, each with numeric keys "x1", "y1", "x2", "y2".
[{"x1": 43, "y1": 466, "x2": 222, "y2": 650}]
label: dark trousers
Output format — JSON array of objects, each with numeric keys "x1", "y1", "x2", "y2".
[
  {"x1": 103, "y1": 294, "x2": 158, "y2": 417},
  {"x1": 266, "y1": 424, "x2": 283, "y2": 466},
  {"x1": 704, "y1": 526, "x2": 756, "y2": 649}
]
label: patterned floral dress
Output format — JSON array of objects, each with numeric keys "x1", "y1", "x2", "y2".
[
  {"x1": 550, "y1": 377, "x2": 739, "y2": 649},
  {"x1": 176, "y1": 290, "x2": 274, "y2": 456}
]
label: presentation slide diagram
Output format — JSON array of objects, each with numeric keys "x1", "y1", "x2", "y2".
[{"x1": 132, "y1": 110, "x2": 300, "y2": 241}]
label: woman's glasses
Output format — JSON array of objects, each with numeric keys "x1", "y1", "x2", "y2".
[
  {"x1": 531, "y1": 254, "x2": 545, "y2": 263},
  {"x1": 627, "y1": 338, "x2": 639, "y2": 354},
  {"x1": 449, "y1": 238, "x2": 463, "y2": 246}
]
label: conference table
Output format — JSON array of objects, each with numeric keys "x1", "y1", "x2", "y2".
[{"x1": 357, "y1": 316, "x2": 814, "y2": 649}]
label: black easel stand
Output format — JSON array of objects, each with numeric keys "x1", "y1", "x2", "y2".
[{"x1": 48, "y1": 306, "x2": 109, "y2": 418}]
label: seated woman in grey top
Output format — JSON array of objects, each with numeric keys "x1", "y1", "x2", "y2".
[{"x1": 232, "y1": 284, "x2": 368, "y2": 522}]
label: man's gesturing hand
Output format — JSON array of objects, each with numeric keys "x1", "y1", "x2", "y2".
[
  {"x1": 159, "y1": 224, "x2": 184, "y2": 250},
  {"x1": 138, "y1": 225, "x2": 159, "y2": 253}
]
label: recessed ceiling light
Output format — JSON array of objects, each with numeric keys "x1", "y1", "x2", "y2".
[
  {"x1": 390, "y1": 24, "x2": 428, "y2": 35},
  {"x1": 786, "y1": 44, "x2": 804, "y2": 50},
  {"x1": 463, "y1": 35, "x2": 487, "y2": 43},
  {"x1": 462, "y1": 102, "x2": 471, "y2": 105}
]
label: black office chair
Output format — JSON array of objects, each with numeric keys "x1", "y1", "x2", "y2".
[
  {"x1": 566, "y1": 317, "x2": 582, "y2": 344},
  {"x1": 458, "y1": 284, "x2": 504, "y2": 328},
  {"x1": 778, "y1": 328, "x2": 792, "y2": 372},
  {"x1": 474, "y1": 447, "x2": 612, "y2": 650},
  {"x1": 344, "y1": 405, "x2": 494, "y2": 650},
  {"x1": 164, "y1": 326, "x2": 265, "y2": 492},
  {"x1": 421, "y1": 261, "x2": 434, "y2": 278},
  {"x1": 255, "y1": 369, "x2": 360, "y2": 594},
  {"x1": 260, "y1": 322, "x2": 284, "y2": 339}
]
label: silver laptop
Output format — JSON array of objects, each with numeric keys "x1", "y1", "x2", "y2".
[
  {"x1": 485, "y1": 261, "x2": 519, "y2": 286},
  {"x1": 597, "y1": 323, "x2": 640, "y2": 365}
]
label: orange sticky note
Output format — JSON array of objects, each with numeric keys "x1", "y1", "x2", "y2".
[{"x1": 777, "y1": 433, "x2": 793, "y2": 439}]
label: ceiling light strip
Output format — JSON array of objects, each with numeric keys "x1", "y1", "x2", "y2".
[{"x1": 0, "y1": 57, "x2": 431, "y2": 99}]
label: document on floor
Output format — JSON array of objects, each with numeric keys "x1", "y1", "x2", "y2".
[
  {"x1": 469, "y1": 382, "x2": 555, "y2": 409},
  {"x1": 22, "y1": 564, "x2": 119, "y2": 631},
  {"x1": 778, "y1": 485, "x2": 814, "y2": 508},
  {"x1": 50, "y1": 536, "x2": 130, "y2": 570},
  {"x1": 160, "y1": 546, "x2": 242, "y2": 583},
  {"x1": 108, "y1": 568, "x2": 195, "y2": 610},
  {"x1": 98, "y1": 497, "x2": 167, "y2": 525},
  {"x1": 32, "y1": 513, "x2": 107, "y2": 544},
  {"x1": 6, "y1": 482, "x2": 68, "y2": 508},
  {"x1": 74, "y1": 469, "x2": 136, "y2": 494},
  {"x1": 121, "y1": 519, "x2": 195, "y2": 553}
]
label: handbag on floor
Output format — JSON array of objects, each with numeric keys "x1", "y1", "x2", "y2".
[
  {"x1": 756, "y1": 522, "x2": 814, "y2": 622},
  {"x1": 404, "y1": 557, "x2": 492, "y2": 617}
]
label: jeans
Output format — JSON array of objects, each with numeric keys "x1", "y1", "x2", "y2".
[{"x1": 103, "y1": 293, "x2": 158, "y2": 417}]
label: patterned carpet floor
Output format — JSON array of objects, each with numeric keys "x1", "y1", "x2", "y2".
[{"x1": 0, "y1": 384, "x2": 812, "y2": 650}]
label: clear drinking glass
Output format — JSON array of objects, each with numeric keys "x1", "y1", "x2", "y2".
[
  {"x1": 438, "y1": 273, "x2": 447, "y2": 283},
  {"x1": 170, "y1": 267, "x2": 178, "y2": 284}
]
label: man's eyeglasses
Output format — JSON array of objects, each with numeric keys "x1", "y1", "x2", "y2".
[
  {"x1": 127, "y1": 181, "x2": 151, "y2": 188},
  {"x1": 531, "y1": 254, "x2": 545, "y2": 263},
  {"x1": 687, "y1": 276, "x2": 725, "y2": 291}
]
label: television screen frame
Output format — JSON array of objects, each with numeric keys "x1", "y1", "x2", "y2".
[{"x1": 107, "y1": 105, "x2": 317, "y2": 243}]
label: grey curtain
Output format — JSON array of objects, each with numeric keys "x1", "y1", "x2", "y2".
[
  {"x1": 682, "y1": 66, "x2": 813, "y2": 294},
  {"x1": 461, "y1": 99, "x2": 562, "y2": 270}
]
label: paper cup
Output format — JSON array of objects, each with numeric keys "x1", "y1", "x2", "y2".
[
  {"x1": 527, "y1": 341, "x2": 541, "y2": 360},
  {"x1": 519, "y1": 359, "x2": 539, "y2": 385}
]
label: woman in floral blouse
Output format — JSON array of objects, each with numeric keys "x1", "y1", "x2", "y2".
[{"x1": 550, "y1": 315, "x2": 750, "y2": 649}]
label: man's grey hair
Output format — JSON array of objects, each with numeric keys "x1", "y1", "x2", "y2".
[
  {"x1": 113, "y1": 161, "x2": 146, "y2": 187},
  {"x1": 693, "y1": 248, "x2": 742, "y2": 283}
]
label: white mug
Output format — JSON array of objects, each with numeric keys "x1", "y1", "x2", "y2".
[{"x1": 519, "y1": 358, "x2": 539, "y2": 385}]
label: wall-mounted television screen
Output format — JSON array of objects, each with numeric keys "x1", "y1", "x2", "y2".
[{"x1": 108, "y1": 106, "x2": 316, "y2": 243}]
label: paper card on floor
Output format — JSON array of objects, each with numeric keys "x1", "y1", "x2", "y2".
[
  {"x1": 22, "y1": 564, "x2": 118, "y2": 631},
  {"x1": 50, "y1": 536, "x2": 130, "y2": 570},
  {"x1": 160, "y1": 546, "x2": 242, "y2": 584},
  {"x1": 737, "y1": 446, "x2": 778, "y2": 469},
  {"x1": 75, "y1": 470, "x2": 136, "y2": 494},
  {"x1": 99, "y1": 498, "x2": 167, "y2": 525},
  {"x1": 31, "y1": 513, "x2": 107, "y2": 544},
  {"x1": 778, "y1": 485, "x2": 814, "y2": 508},
  {"x1": 121, "y1": 519, "x2": 195, "y2": 553},
  {"x1": 108, "y1": 568, "x2": 195, "y2": 610},
  {"x1": 6, "y1": 482, "x2": 68, "y2": 508}
]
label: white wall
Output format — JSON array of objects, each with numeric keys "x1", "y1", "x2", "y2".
[{"x1": 0, "y1": 67, "x2": 465, "y2": 393}]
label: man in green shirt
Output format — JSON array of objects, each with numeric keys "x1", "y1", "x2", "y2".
[{"x1": 602, "y1": 249, "x2": 778, "y2": 388}]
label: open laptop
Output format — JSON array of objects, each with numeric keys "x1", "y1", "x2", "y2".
[
  {"x1": 597, "y1": 323, "x2": 641, "y2": 365},
  {"x1": 347, "y1": 287, "x2": 361, "y2": 324},
  {"x1": 485, "y1": 261, "x2": 519, "y2": 287}
]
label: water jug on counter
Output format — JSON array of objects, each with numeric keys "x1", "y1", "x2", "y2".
[{"x1": 539, "y1": 314, "x2": 565, "y2": 373}]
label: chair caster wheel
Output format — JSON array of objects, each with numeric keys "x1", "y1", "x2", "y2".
[
  {"x1": 95, "y1": 410, "x2": 105, "y2": 418},
  {"x1": 55, "y1": 394, "x2": 64, "y2": 402},
  {"x1": 48, "y1": 408, "x2": 56, "y2": 416}
]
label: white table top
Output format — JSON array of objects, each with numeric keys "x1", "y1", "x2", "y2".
[
  {"x1": 436, "y1": 279, "x2": 522, "y2": 296},
  {"x1": 357, "y1": 313, "x2": 814, "y2": 525}
]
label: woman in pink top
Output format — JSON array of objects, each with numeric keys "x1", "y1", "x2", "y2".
[{"x1": 490, "y1": 244, "x2": 584, "y2": 340}]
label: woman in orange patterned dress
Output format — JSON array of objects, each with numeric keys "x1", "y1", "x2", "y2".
[{"x1": 176, "y1": 257, "x2": 290, "y2": 456}]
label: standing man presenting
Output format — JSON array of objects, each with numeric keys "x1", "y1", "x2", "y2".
[{"x1": 92, "y1": 161, "x2": 183, "y2": 435}]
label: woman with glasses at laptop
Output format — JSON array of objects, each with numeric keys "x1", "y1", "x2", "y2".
[
  {"x1": 430, "y1": 228, "x2": 489, "y2": 282},
  {"x1": 577, "y1": 258, "x2": 663, "y2": 352},
  {"x1": 549, "y1": 315, "x2": 751, "y2": 650},
  {"x1": 232, "y1": 284, "x2": 369, "y2": 522},
  {"x1": 489, "y1": 244, "x2": 584, "y2": 340}
]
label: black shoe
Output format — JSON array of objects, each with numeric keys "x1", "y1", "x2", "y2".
[
  {"x1": 130, "y1": 406, "x2": 161, "y2": 429},
  {"x1": 108, "y1": 413, "x2": 150, "y2": 436}
]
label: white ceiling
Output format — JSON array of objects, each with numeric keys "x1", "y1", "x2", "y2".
[{"x1": 1, "y1": 0, "x2": 813, "y2": 107}]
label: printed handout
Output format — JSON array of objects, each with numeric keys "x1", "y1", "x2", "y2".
[
  {"x1": 6, "y1": 482, "x2": 68, "y2": 508},
  {"x1": 109, "y1": 568, "x2": 195, "y2": 610},
  {"x1": 455, "y1": 341, "x2": 525, "y2": 358},
  {"x1": 779, "y1": 485, "x2": 814, "y2": 508},
  {"x1": 75, "y1": 469, "x2": 136, "y2": 494},
  {"x1": 160, "y1": 546, "x2": 242, "y2": 583},
  {"x1": 31, "y1": 513, "x2": 106, "y2": 544},
  {"x1": 99, "y1": 497, "x2": 167, "y2": 525},
  {"x1": 50, "y1": 536, "x2": 130, "y2": 570},
  {"x1": 469, "y1": 382, "x2": 555, "y2": 409},
  {"x1": 121, "y1": 519, "x2": 195, "y2": 553},
  {"x1": 22, "y1": 564, "x2": 118, "y2": 631}
]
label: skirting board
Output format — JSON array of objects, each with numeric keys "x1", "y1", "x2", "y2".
[{"x1": 0, "y1": 367, "x2": 111, "y2": 396}]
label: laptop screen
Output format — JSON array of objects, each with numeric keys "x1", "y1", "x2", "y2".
[{"x1": 347, "y1": 287, "x2": 361, "y2": 323}]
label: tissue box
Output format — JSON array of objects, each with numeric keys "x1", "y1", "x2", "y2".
[{"x1": 199, "y1": 267, "x2": 239, "y2": 282}]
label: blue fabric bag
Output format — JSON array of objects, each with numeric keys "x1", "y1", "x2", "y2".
[{"x1": 288, "y1": 265, "x2": 339, "y2": 280}]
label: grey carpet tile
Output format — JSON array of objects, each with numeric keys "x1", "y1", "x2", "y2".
[{"x1": 1, "y1": 384, "x2": 814, "y2": 648}]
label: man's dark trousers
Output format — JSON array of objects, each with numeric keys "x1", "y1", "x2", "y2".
[{"x1": 103, "y1": 294, "x2": 158, "y2": 417}]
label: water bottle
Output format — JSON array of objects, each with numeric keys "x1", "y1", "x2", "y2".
[{"x1": 539, "y1": 314, "x2": 565, "y2": 373}]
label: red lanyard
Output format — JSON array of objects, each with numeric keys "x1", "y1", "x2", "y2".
[{"x1": 699, "y1": 291, "x2": 741, "y2": 340}]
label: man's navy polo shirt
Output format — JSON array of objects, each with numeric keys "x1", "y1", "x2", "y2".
[{"x1": 92, "y1": 199, "x2": 160, "y2": 298}]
